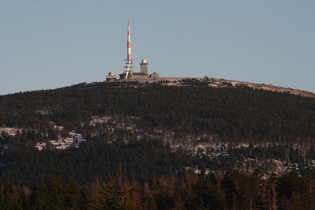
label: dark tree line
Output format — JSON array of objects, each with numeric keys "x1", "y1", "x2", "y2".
[
  {"x1": 0, "y1": 168, "x2": 314, "y2": 209},
  {"x1": 0, "y1": 138, "x2": 192, "y2": 187}
]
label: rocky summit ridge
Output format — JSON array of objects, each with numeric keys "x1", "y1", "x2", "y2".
[{"x1": 106, "y1": 76, "x2": 315, "y2": 98}]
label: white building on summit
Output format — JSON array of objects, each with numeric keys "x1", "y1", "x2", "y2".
[{"x1": 140, "y1": 59, "x2": 148, "y2": 74}]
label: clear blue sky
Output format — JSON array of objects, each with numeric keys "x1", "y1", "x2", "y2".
[{"x1": 1, "y1": 0, "x2": 315, "y2": 95}]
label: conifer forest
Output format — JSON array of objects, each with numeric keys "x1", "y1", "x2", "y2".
[{"x1": 0, "y1": 79, "x2": 315, "y2": 209}]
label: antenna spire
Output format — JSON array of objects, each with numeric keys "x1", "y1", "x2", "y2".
[{"x1": 125, "y1": 20, "x2": 133, "y2": 79}]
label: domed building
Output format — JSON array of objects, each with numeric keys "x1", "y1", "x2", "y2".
[{"x1": 106, "y1": 72, "x2": 117, "y2": 81}]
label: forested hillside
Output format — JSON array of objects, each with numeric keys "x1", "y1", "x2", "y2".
[
  {"x1": 0, "y1": 79, "x2": 315, "y2": 209},
  {"x1": 1, "y1": 79, "x2": 315, "y2": 143}
]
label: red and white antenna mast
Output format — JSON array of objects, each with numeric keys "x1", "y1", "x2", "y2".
[{"x1": 124, "y1": 20, "x2": 133, "y2": 79}]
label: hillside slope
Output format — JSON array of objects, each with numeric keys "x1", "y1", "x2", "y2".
[
  {"x1": 0, "y1": 78, "x2": 315, "y2": 186},
  {"x1": 1, "y1": 78, "x2": 314, "y2": 143}
]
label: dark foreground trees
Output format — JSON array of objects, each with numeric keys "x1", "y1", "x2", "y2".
[{"x1": 0, "y1": 169, "x2": 314, "y2": 210}]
